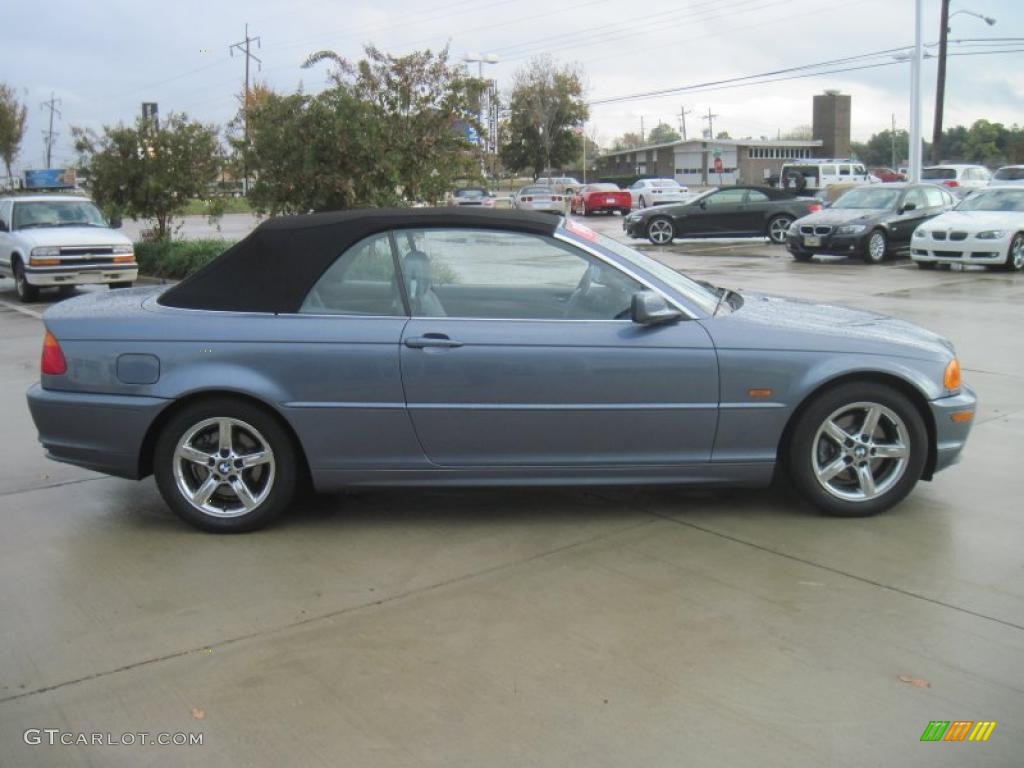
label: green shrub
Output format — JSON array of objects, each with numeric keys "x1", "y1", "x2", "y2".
[{"x1": 135, "y1": 239, "x2": 233, "y2": 279}]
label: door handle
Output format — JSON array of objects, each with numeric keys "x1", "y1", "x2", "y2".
[{"x1": 404, "y1": 333, "x2": 463, "y2": 349}]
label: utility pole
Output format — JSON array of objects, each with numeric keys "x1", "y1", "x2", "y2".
[
  {"x1": 230, "y1": 23, "x2": 262, "y2": 194},
  {"x1": 640, "y1": 116, "x2": 645, "y2": 143},
  {"x1": 931, "y1": 0, "x2": 950, "y2": 165},
  {"x1": 40, "y1": 93, "x2": 62, "y2": 169},
  {"x1": 679, "y1": 106, "x2": 692, "y2": 141},
  {"x1": 703, "y1": 107, "x2": 718, "y2": 140}
]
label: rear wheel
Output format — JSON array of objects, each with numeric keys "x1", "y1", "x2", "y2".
[
  {"x1": 767, "y1": 215, "x2": 793, "y2": 244},
  {"x1": 863, "y1": 230, "x2": 888, "y2": 264},
  {"x1": 154, "y1": 398, "x2": 298, "y2": 532},
  {"x1": 787, "y1": 382, "x2": 927, "y2": 517},
  {"x1": 1000, "y1": 233, "x2": 1024, "y2": 272},
  {"x1": 646, "y1": 217, "x2": 675, "y2": 245},
  {"x1": 13, "y1": 259, "x2": 39, "y2": 303}
]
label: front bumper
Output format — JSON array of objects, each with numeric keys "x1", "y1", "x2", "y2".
[
  {"x1": 786, "y1": 231, "x2": 868, "y2": 256},
  {"x1": 26, "y1": 383, "x2": 169, "y2": 479},
  {"x1": 26, "y1": 263, "x2": 139, "y2": 287},
  {"x1": 911, "y1": 236, "x2": 1009, "y2": 265},
  {"x1": 928, "y1": 385, "x2": 977, "y2": 476}
]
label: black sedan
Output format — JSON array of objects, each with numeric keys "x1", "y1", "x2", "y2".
[
  {"x1": 623, "y1": 186, "x2": 820, "y2": 245},
  {"x1": 786, "y1": 183, "x2": 957, "y2": 264}
]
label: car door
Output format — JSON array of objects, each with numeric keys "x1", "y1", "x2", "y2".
[
  {"x1": 691, "y1": 188, "x2": 749, "y2": 235},
  {"x1": 890, "y1": 187, "x2": 930, "y2": 246},
  {"x1": 396, "y1": 227, "x2": 719, "y2": 467},
  {"x1": 741, "y1": 189, "x2": 775, "y2": 233}
]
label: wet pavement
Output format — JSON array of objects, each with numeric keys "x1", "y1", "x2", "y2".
[{"x1": 0, "y1": 217, "x2": 1022, "y2": 767}]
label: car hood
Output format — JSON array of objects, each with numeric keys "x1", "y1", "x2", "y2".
[
  {"x1": 716, "y1": 290, "x2": 954, "y2": 362},
  {"x1": 14, "y1": 226, "x2": 133, "y2": 248},
  {"x1": 920, "y1": 209, "x2": 1024, "y2": 231},
  {"x1": 795, "y1": 208, "x2": 889, "y2": 227}
]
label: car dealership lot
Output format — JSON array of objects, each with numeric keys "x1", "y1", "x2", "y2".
[{"x1": 1, "y1": 227, "x2": 1023, "y2": 766}]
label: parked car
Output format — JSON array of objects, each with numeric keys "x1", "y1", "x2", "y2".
[
  {"x1": 448, "y1": 187, "x2": 495, "y2": 207},
  {"x1": 779, "y1": 160, "x2": 871, "y2": 193},
  {"x1": 910, "y1": 186, "x2": 1024, "y2": 272},
  {"x1": 990, "y1": 165, "x2": 1024, "y2": 186},
  {"x1": 0, "y1": 194, "x2": 137, "y2": 302},
  {"x1": 628, "y1": 178, "x2": 690, "y2": 209},
  {"x1": 869, "y1": 167, "x2": 907, "y2": 183},
  {"x1": 786, "y1": 183, "x2": 956, "y2": 264},
  {"x1": 26, "y1": 208, "x2": 975, "y2": 531},
  {"x1": 570, "y1": 183, "x2": 631, "y2": 216},
  {"x1": 535, "y1": 176, "x2": 581, "y2": 195},
  {"x1": 624, "y1": 186, "x2": 821, "y2": 245},
  {"x1": 921, "y1": 164, "x2": 991, "y2": 195},
  {"x1": 511, "y1": 185, "x2": 565, "y2": 214}
]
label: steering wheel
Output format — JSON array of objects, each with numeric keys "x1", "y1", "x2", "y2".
[{"x1": 563, "y1": 264, "x2": 597, "y2": 318}]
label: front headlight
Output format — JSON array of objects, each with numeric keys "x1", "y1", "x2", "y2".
[
  {"x1": 913, "y1": 228, "x2": 927, "y2": 238},
  {"x1": 112, "y1": 244, "x2": 134, "y2": 254},
  {"x1": 975, "y1": 230, "x2": 1006, "y2": 240},
  {"x1": 31, "y1": 246, "x2": 61, "y2": 258},
  {"x1": 835, "y1": 224, "x2": 867, "y2": 235}
]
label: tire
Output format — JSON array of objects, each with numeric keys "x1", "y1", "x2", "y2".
[
  {"x1": 646, "y1": 216, "x2": 675, "y2": 245},
  {"x1": 787, "y1": 382, "x2": 927, "y2": 517},
  {"x1": 639, "y1": 195, "x2": 647, "y2": 209},
  {"x1": 782, "y1": 170, "x2": 806, "y2": 192},
  {"x1": 57, "y1": 285, "x2": 78, "y2": 296},
  {"x1": 767, "y1": 215, "x2": 794, "y2": 245},
  {"x1": 1000, "y1": 232, "x2": 1024, "y2": 272},
  {"x1": 915, "y1": 261, "x2": 937, "y2": 270},
  {"x1": 110, "y1": 281, "x2": 134, "y2": 289},
  {"x1": 13, "y1": 258, "x2": 39, "y2": 303},
  {"x1": 154, "y1": 398, "x2": 298, "y2": 532},
  {"x1": 581, "y1": 200, "x2": 590, "y2": 217},
  {"x1": 863, "y1": 229, "x2": 888, "y2": 264}
]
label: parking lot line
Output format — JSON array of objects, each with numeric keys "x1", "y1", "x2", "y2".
[{"x1": 0, "y1": 299, "x2": 44, "y2": 320}]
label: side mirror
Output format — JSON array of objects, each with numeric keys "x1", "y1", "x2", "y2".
[
  {"x1": 699, "y1": 200, "x2": 707, "y2": 209},
  {"x1": 900, "y1": 202, "x2": 916, "y2": 213},
  {"x1": 630, "y1": 291, "x2": 682, "y2": 326},
  {"x1": 109, "y1": 216, "x2": 123, "y2": 228}
]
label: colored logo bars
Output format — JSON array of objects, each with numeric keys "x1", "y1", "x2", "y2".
[{"x1": 920, "y1": 721, "x2": 997, "y2": 742}]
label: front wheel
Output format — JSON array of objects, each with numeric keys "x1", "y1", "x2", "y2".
[
  {"x1": 646, "y1": 217, "x2": 675, "y2": 245},
  {"x1": 863, "y1": 230, "x2": 888, "y2": 264},
  {"x1": 787, "y1": 382, "x2": 927, "y2": 517},
  {"x1": 1000, "y1": 233, "x2": 1024, "y2": 272},
  {"x1": 767, "y1": 215, "x2": 793, "y2": 244},
  {"x1": 13, "y1": 259, "x2": 39, "y2": 302},
  {"x1": 154, "y1": 398, "x2": 298, "y2": 532}
]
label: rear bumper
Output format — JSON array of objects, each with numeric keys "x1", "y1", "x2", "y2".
[
  {"x1": 928, "y1": 385, "x2": 977, "y2": 475},
  {"x1": 26, "y1": 384, "x2": 169, "y2": 479},
  {"x1": 26, "y1": 264, "x2": 138, "y2": 286}
]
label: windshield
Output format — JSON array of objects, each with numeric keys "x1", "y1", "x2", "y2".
[
  {"x1": 564, "y1": 227, "x2": 721, "y2": 315},
  {"x1": 588, "y1": 183, "x2": 619, "y2": 192},
  {"x1": 520, "y1": 186, "x2": 550, "y2": 195},
  {"x1": 922, "y1": 168, "x2": 957, "y2": 180},
  {"x1": 830, "y1": 187, "x2": 900, "y2": 210},
  {"x1": 12, "y1": 199, "x2": 108, "y2": 229},
  {"x1": 955, "y1": 188, "x2": 1024, "y2": 212},
  {"x1": 993, "y1": 167, "x2": 1024, "y2": 181},
  {"x1": 652, "y1": 180, "x2": 679, "y2": 188}
]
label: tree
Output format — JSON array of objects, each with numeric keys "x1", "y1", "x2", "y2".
[
  {"x1": 0, "y1": 83, "x2": 28, "y2": 183},
  {"x1": 715, "y1": 130, "x2": 731, "y2": 140},
  {"x1": 241, "y1": 45, "x2": 482, "y2": 214},
  {"x1": 647, "y1": 122, "x2": 680, "y2": 144},
  {"x1": 850, "y1": 129, "x2": 909, "y2": 167},
  {"x1": 73, "y1": 113, "x2": 222, "y2": 239},
  {"x1": 500, "y1": 56, "x2": 588, "y2": 178},
  {"x1": 780, "y1": 125, "x2": 812, "y2": 140},
  {"x1": 611, "y1": 132, "x2": 643, "y2": 151}
]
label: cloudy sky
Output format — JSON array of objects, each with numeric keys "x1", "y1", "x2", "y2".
[{"x1": 3, "y1": 0, "x2": 1021, "y2": 171}]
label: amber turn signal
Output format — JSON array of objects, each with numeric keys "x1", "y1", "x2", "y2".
[
  {"x1": 30, "y1": 257, "x2": 60, "y2": 266},
  {"x1": 943, "y1": 358, "x2": 961, "y2": 391},
  {"x1": 747, "y1": 388, "x2": 773, "y2": 398},
  {"x1": 112, "y1": 254, "x2": 136, "y2": 264},
  {"x1": 950, "y1": 411, "x2": 974, "y2": 423}
]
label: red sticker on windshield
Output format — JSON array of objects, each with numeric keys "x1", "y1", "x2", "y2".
[{"x1": 564, "y1": 219, "x2": 597, "y2": 241}]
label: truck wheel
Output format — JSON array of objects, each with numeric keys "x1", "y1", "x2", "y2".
[{"x1": 13, "y1": 259, "x2": 39, "y2": 303}]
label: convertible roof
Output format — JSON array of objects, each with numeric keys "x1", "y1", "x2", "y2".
[{"x1": 159, "y1": 207, "x2": 560, "y2": 314}]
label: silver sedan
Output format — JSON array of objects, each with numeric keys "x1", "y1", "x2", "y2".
[{"x1": 511, "y1": 185, "x2": 566, "y2": 214}]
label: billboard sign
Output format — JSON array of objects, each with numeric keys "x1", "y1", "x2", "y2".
[{"x1": 24, "y1": 168, "x2": 77, "y2": 189}]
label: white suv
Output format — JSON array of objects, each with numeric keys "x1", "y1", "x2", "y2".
[
  {"x1": 780, "y1": 160, "x2": 870, "y2": 192},
  {"x1": 0, "y1": 195, "x2": 137, "y2": 302},
  {"x1": 922, "y1": 164, "x2": 991, "y2": 195}
]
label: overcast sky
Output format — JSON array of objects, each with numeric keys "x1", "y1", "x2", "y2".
[{"x1": 3, "y1": 0, "x2": 1021, "y2": 171}]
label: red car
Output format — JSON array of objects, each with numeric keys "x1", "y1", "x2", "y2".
[
  {"x1": 570, "y1": 183, "x2": 632, "y2": 216},
  {"x1": 869, "y1": 167, "x2": 906, "y2": 183}
]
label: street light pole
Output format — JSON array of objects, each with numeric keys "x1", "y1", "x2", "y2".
[
  {"x1": 908, "y1": 0, "x2": 923, "y2": 183},
  {"x1": 463, "y1": 53, "x2": 499, "y2": 176}
]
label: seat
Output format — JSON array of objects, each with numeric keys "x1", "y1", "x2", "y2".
[{"x1": 401, "y1": 250, "x2": 446, "y2": 317}]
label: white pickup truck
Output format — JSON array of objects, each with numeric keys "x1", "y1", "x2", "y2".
[{"x1": 0, "y1": 194, "x2": 137, "y2": 302}]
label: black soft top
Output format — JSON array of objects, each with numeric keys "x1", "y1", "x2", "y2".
[{"x1": 159, "y1": 207, "x2": 560, "y2": 314}]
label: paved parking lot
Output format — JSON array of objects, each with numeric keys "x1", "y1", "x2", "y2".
[{"x1": 1, "y1": 216, "x2": 1022, "y2": 766}]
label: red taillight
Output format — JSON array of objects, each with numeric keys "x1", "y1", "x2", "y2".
[
  {"x1": 943, "y1": 180, "x2": 959, "y2": 187},
  {"x1": 41, "y1": 330, "x2": 67, "y2": 376},
  {"x1": 523, "y1": 196, "x2": 532, "y2": 202},
  {"x1": 807, "y1": 203, "x2": 822, "y2": 213}
]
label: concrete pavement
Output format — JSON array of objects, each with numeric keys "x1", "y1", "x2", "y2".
[{"x1": 0, "y1": 223, "x2": 1022, "y2": 767}]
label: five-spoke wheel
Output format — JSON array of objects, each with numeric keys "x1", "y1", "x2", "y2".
[
  {"x1": 767, "y1": 215, "x2": 793, "y2": 245},
  {"x1": 646, "y1": 217, "x2": 675, "y2": 245}
]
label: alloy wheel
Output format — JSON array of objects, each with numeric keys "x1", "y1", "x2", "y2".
[
  {"x1": 172, "y1": 417, "x2": 276, "y2": 517},
  {"x1": 1009, "y1": 234, "x2": 1024, "y2": 271},
  {"x1": 867, "y1": 231, "x2": 886, "y2": 263},
  {"x1": 647, "y1": 218, "x2": 674, "y2": 245},
  {"x1": 811, "y1": 401, "x2": 910, "y2": 502},
  {"x1": 768, "y1": 216, "x2": 793, "y2": 244}
]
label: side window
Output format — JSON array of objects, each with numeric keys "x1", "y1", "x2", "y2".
[
  {"x1": 902, "y1": 188, "x2": 927, "y2": 210},
  {"x1": 745, "y1": 190, "x2": 770, "y2": 203},
  {"x1": 923, "y1": 186, "x2": 946, "y2": 208},
  {"x1": 820, "y1": 164, "x2": 837, "y2": 177},
  {"x1": 300, "y1": 233, "x2": 403, "y2": 316},
  {"x1": 704, "y1": 189, "x2": 747, "y2": 206},
  {"x1": 395, "y1": 228, "x2": 643, "y2": 321},
  {"x1": 838, "y1": 165, "x2": 851, "y2": 176},
  {"x1": 0, "y1": 201, "x2": 10, "y2": 229},
  {"x1": 854, "y1": 165, "x2": 866, "y2": 176}
]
